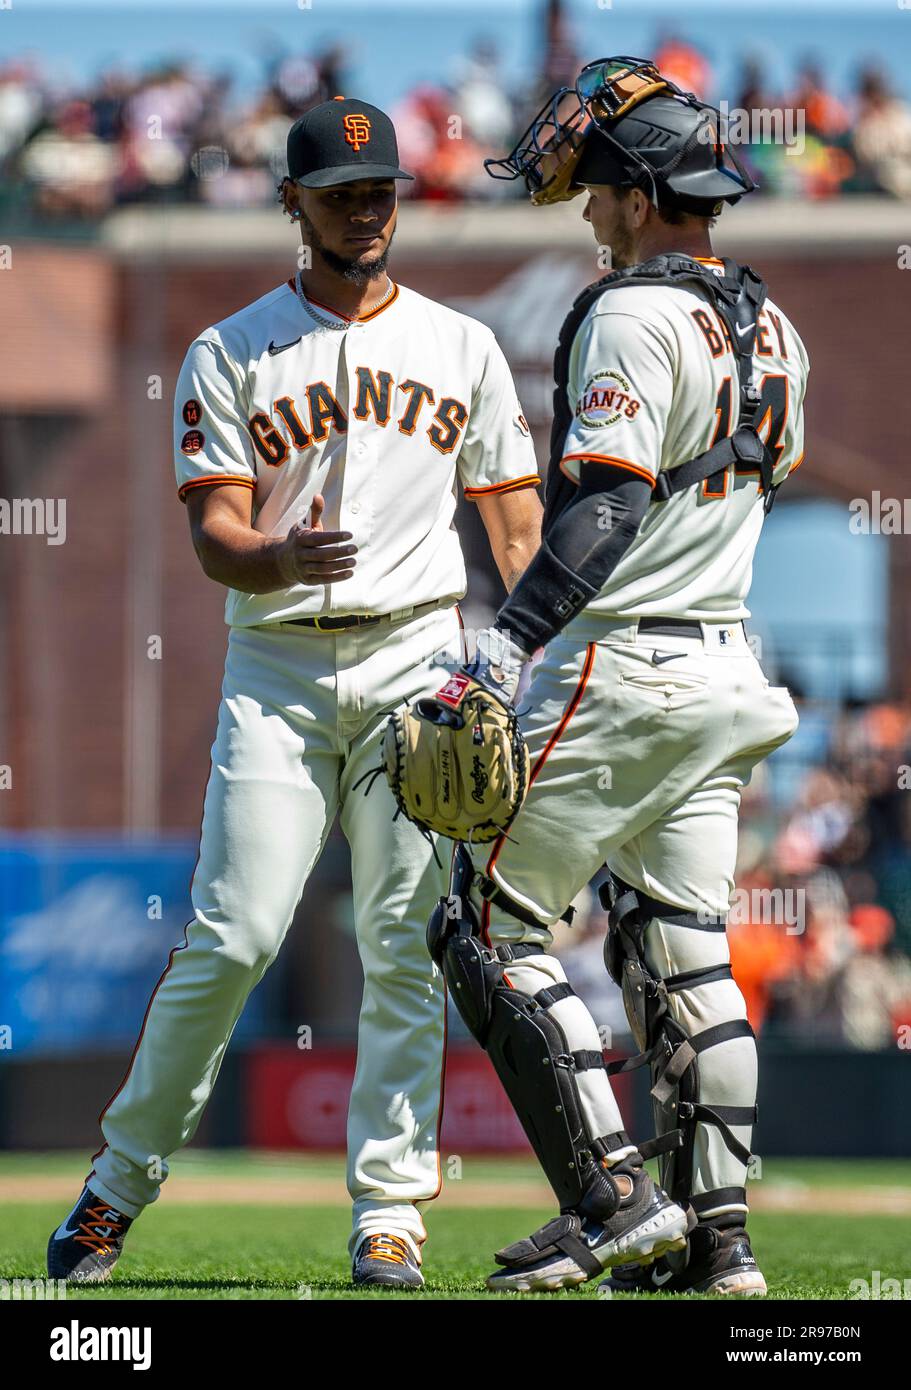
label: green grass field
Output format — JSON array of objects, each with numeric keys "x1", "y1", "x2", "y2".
[{"x1": 1, "y1": 1151, "x2": 909, "y2": 1300}]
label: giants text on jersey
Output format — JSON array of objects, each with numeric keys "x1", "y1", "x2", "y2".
[{"x1": 174, "y1": 279, "x2": 539, "y2": 626}]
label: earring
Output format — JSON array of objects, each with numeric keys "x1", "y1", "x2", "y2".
[{"x1": 292, "y1": 209, "x2": 302, "y2": 221}]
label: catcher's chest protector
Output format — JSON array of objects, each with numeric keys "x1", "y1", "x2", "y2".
[{"x1": 543, "y1": 253, "x2": 780, "y2": 534}]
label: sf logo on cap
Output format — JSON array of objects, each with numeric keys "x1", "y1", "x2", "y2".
[{"x1": 343, "y1": 112, "x2": 371, "y2": 151}]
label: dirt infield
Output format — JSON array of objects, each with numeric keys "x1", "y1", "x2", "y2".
[{"x1": 4, "y1": 1173, "x2": 910, "y2": 1215}]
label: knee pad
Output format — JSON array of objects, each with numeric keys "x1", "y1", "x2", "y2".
[
  {"x1": 426, "y1": 845, "x2": 501, "y2": 1041},
  {"x1": 426, "y1": 846, "x2": 575, "y2": 1039},
  {"x1": 601, "y1": 874, "x2": 757, "y2": 1215},
  {"x1": 429, "y1": 848, "x2": 630, "y2": 1216}
]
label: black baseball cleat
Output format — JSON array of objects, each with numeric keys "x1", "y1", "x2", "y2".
[
  {"x1": 485, "y1": 1157, "x2": 688, "y2": 1292},
  {"x1": 600, "y1": 1220, "x2": 767, "y2": 1296},
  {"x1": 352, "y1": 1233, "x2": 425, "y2": 1290},
  {"x1": 47, "y1": 1186, "x2": 134, "y2": 1283}
]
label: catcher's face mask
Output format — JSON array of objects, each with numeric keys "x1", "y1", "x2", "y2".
[{"x1": 485, "y1": 56, "x2": 671, "y2": 206}]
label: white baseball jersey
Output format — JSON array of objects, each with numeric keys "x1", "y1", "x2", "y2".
[
  {"x1": 559, "y1": 257, "x2": 809, "y2": 621},
  {"x1": 173, "y1": 278, "x2": 539, "y2": 625}
]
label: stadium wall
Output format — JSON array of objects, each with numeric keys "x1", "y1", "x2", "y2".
[
  {"x1": 1, "y1": 1043, "x2": 908, "y2": 1158},
  {"x1": 1, "y1": 202, "x2": 908, "y2": 837}
]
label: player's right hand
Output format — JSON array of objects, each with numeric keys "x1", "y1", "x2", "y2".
[{"x1": 277, "y1": 494, "x2": 358, "y2": 585}]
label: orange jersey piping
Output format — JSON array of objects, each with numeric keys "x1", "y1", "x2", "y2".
[
  {"x1": 177, "y1": 475, "x2": 255, "y2": 502},
  {"x1": 463, "y1": 475, "x2": 541, "y2": 499},
  {"x1": 481, "y1": 642, "x2": 597, "y2": 943},
  {"x1": 559, "y1": 453, "x2": 657, "y2": 488}
]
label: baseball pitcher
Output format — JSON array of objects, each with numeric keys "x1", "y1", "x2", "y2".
[
  {"x1": 400, "y1": 58, "x2": 808, "y2": 1293},
  {"x1": 47, "y1": 98, "x2": 542, "y2": 1291}
]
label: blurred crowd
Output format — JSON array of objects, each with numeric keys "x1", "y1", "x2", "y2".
[
  {"x1": 2, "y1": 12, "x2": 911, "y2": 222},
  {"x1": 553, "y1": 699, "x2": 911, "y2": 1052}
]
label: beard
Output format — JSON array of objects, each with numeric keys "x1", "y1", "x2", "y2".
[
  {"x1": 300, "y1": 211, "x2": 394, "y2": 285},
  {"x1": 602, "y1": 221, "x2": 635, "y2": 270}
]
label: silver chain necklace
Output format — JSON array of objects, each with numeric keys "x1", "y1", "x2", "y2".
[{"x1": 295, "y1": 271, "x2": 394, "y2": 330}]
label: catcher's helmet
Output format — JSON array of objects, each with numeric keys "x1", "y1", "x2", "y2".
[{"x1": 486, "y1": 55, "x2": 755, "y2": 214}]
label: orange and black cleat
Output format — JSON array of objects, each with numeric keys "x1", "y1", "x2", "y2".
[
  {"x1": 352, "y1": 1232, "x2": 424, "y2": 1290},
  {"x1": 47, "y1": 1186, "x2": 135, "y2": 1283}
]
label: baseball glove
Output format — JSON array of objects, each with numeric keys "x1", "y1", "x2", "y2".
[{"x1": 383, "y1": 670, "x2": 529, "y2": 843}]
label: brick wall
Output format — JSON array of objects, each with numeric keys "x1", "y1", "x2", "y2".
[{"x1": 0, "y1": 242, "x2": 907, "y2": 832}]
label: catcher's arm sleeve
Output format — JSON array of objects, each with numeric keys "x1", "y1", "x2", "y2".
[
  {"x1": 494, "y1": 464, "x2": 652, "y2": 654},
  {"x1": 495, "y1": 304, "x2": 672, "y2": 653}
]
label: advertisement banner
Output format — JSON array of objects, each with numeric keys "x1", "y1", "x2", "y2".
[{"x1": 0, "y1": 836, "x2": 263, "y2": 1054}]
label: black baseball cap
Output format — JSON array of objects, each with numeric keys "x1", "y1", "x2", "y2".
[{"x1": 287, "y1": 97, "x2": 414, "y2": 188}]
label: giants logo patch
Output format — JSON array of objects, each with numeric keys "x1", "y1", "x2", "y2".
[
  {"x1": 575, "y1": 369, "x2": 641, "y2": 428},
  {"x1": 343, "y1": 113, "x2": 371, "y2": 151}
]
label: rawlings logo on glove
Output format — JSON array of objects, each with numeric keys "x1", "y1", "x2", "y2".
[{"x1": 383, "y1": 671, "x2": 529, "y2": 844}]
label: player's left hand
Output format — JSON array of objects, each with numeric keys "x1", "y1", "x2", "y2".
[
  {"x1": 462, "y1": 625, "x2": 530, "y2": 705},
  {"x1": 382, "y1": 666, "x2": 529, "y2": 844}
]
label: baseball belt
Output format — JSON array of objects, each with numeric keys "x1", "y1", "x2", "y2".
[{"x1": 284, "y1": 598, "x2": 447, "y2": 633}]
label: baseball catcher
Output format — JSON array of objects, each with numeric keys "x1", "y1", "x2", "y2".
[{"x1": 394, "y1": 56, "x2": 808, "y2": 1293}]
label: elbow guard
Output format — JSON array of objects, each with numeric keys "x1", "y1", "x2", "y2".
[
  {"x1": 496, "y1": 472, "x2": 652, "y2": 653},
  {"x1": 497, "y1": 540, "x2": 598, "y2": 655}
]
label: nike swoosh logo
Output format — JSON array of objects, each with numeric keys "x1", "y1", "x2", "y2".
[
  {"x1": 651, "y1": 1268, "x2": 674, "y2": 1287},
  {"x1": 53, "y1": 1216, "x2": 85, "y2": 1240},
  {"x1": 53, "y1": 1200, "x2": 118, "y2": 1241},
  {"x1": 268, "y1": 337, "x2": 302, "y2": 355},
  {"x1": 735, "y1": 323, "x2": 753, "y2": 338},
  {"x1": 651, "y1": 650, "x2": 685, "y2": 665}
]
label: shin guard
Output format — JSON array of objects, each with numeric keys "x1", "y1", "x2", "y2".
[
  {"x1": 429, "y1": 848, "x2": 630, "y2": 1217},
  {"x1": 602, "y1": 874, "x2": 757, "y2": 1216}
]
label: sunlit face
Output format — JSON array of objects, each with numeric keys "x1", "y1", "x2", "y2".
[
  {"x1": 287, "y1": 178, "x2": 398, "y2": 280},
  {"x1": 581, "y1": 183, "x2": 638, "y2": 268}
]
